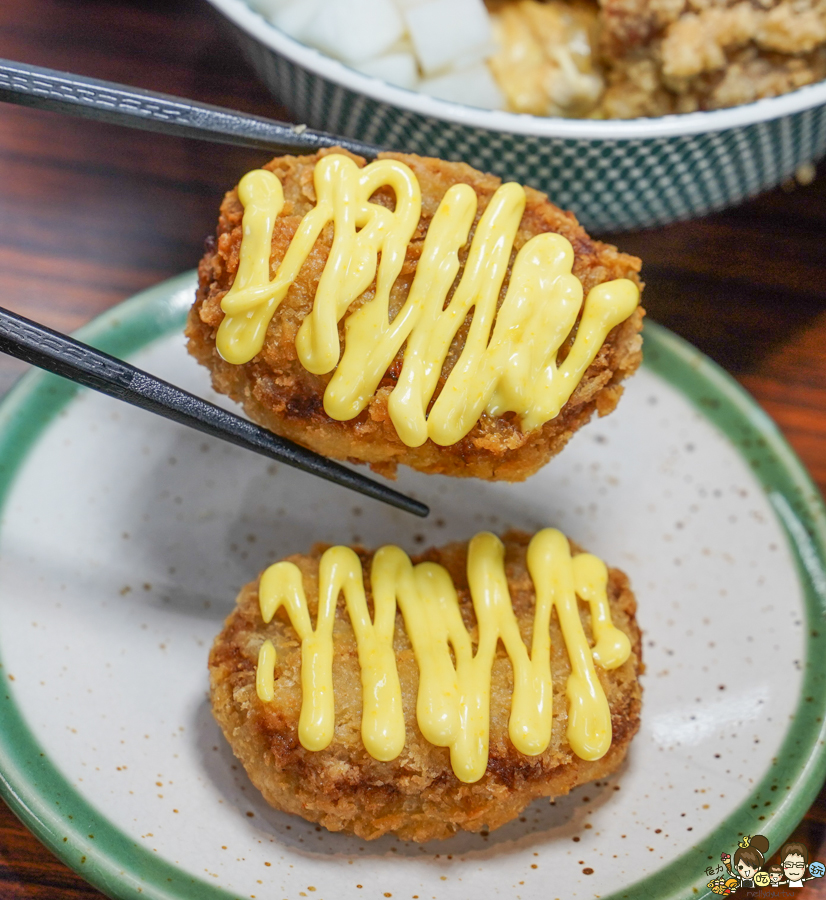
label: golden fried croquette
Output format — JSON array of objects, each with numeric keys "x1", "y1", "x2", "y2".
[
  {"x1": 208, "y1": 530, "x2": 642, "y2": 842},
  {"x1": 187, "y1": 149, "x2": 644, "y2": 481}
]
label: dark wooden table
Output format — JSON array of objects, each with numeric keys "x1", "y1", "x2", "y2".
[{"x1": 1, "y1": 1, "x2": 825, "y2": 897}]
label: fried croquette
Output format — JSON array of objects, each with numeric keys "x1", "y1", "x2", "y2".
[
  {"x1": 187, "y1": 149, "x2": 644, "y2": 481},
  {"x1": 208, "y1": 530, "x2": 642, "y2": 842}
]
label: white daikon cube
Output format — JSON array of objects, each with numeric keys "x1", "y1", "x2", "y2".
[
  {"x1": 247, "y1": 0, "x2": 294, "y2": 19},
  {"x1": 419, "y1": 61, "x2": 505, "y2": 109},
  {"x1": 301, "y1": 0, "x2": 406, "y2": 65},
  {"x1": 356, "y1": 52, "x2": 420, "y2": 90},
  {"x1": 268, "y1": 0, "x2": 324, "y2": 42},
  {"x1": 403, "y1": 0, "x2": 494, "y2": 75}
]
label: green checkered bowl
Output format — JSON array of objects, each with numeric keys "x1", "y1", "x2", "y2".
[{"x1": 208, "y1": 0, "x2": 826, "y2": 234}]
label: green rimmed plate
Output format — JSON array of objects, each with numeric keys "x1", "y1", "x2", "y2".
[{"x1": 1, "y1": 272, "x2": 825, "y2": 900}]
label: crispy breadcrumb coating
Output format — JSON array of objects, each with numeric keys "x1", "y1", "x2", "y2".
[
  {"x1": 486, "y1": 0, "x2": 826, "y2": 119},
  {"x1": 186, "y1": 149, "x2": 644, "y2": 481},
  {"x1": 597, "y1": 0, "x2": 826, "y2": 116},
  {"x1": 208, "y1": 530, "x2": 643, "y2": 842}
]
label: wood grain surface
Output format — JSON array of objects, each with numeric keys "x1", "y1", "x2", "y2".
[{"x1": 1, "y1": 1, "x2": 825, "y2": 897}]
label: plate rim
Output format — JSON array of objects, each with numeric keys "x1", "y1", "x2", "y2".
[{"x1": 0, "y1": 272, "x2": 825, "y2": 900}]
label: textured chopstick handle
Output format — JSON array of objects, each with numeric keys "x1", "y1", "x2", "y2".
[
  {"x1": 0, "y1": 305, "x2": 427, "y2": 517},
  {"x1": 0, "y1": 58, "x2": 381, "y2": 158}
]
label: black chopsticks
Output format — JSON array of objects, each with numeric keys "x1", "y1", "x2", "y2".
[
  {"x1": 0, "y1": 60, "x2": 426, "y2": 515},
  {"x1": 0, "y1": 306, "x2": 428, "y2": 518},
  {"x1": 0, "y1": 58, "x2": 382, "y2": 159}
]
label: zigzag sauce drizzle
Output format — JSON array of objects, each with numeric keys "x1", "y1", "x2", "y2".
[
  {"x1": 216, "y1": 155, "x2": 639, "y2": 447},
  {"x1": 255, "y1": 529, "x2": 631, "y2": 783}
]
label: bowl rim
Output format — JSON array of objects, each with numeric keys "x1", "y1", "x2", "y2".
[{"x1": 209, "y1": 0, "x2": 826, "y2": 142}]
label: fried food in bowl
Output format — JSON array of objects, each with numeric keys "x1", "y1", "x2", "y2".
[{"x1": 206, "y1": 0, "x2": 826, "y2": 231}]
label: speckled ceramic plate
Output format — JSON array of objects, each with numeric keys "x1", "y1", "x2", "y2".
[{"x1": 1, "y1": 273, "x2": 825, "y2": 900}]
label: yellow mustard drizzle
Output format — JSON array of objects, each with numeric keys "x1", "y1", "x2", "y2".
[
  {"x1": 254, "y1": 529, "x2": 631, "y2": 783},
  {"x1": 216, "y1": 155, "x2": 639, "y2": 447}
]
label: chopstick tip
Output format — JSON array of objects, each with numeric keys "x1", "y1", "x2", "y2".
[{"x1": 407, "y1": 498, "x2": 430, "y2": 518}]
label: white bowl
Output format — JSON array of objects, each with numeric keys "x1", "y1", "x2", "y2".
[{"x1": 208, "y1": 0, "x2": 826, "y2": 232}]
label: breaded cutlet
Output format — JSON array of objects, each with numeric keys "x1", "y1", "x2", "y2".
[
  {"x1": 208, "y1": 530, "x2": 642, "y2": 842},
  {"x1": 187, "y1": 149, "x2": 644, "y2": 481}
]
